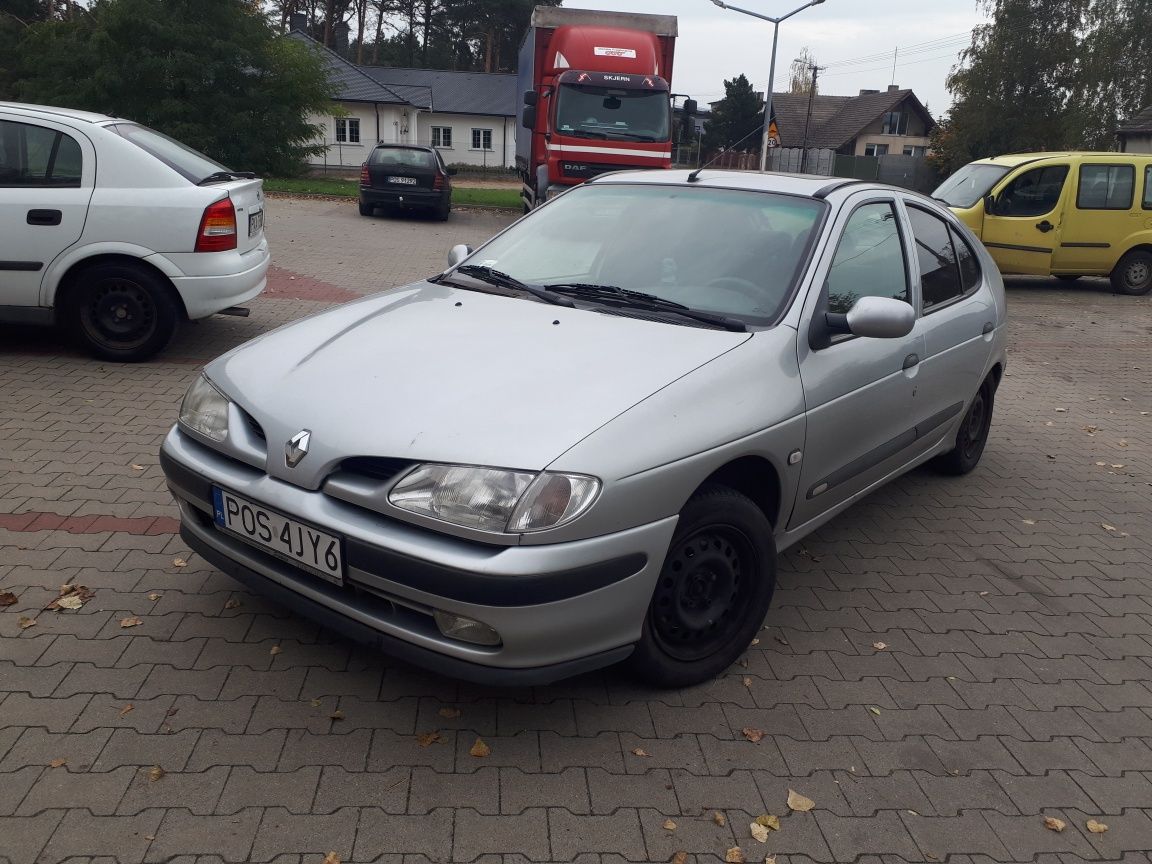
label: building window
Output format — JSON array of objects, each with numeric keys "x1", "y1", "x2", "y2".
[
  {"x1": 903, "y1": 145, "x2": 927, "y2": 158},
  {"x1": 431, "y1": 126, "x2": 453, "y2": 148},
  {"x1": 881, "y1": 111, "x2": 908, "y2": 135},
  {"x1": 471, "y1": 128, "x2": 493, "y2": 151},
  {"x1": 864, "y1": 143, "x2": 889, "y2": 157},
  {"x1": 335, "y1": 117, "x2": 360, "y2": 144}
]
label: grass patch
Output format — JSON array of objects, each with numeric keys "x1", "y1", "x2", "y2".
[{"x1": 264, "y1": 177, "x2": 521, "y2": 210}]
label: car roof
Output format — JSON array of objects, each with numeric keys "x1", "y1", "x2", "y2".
[
  {"x1": 589, "y1": 169, "x2": 892, "y2": 200},
  {"x1": 974, "y1": 151, "x2": 1152, "y2": 167},
  {"x1": 0, "y1": 101, "x2": 119, "y2": 125}
]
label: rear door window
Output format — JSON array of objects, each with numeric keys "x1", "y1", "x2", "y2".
[
  {"x1": 1077, "y1": 164, "x2": 1135, "y2": 210},
  {"x1": 0, "y1": 120, "x2": 83, "y2": 187},
  {"x1": 1145, "y1": 166, "x2": 1152, "y2": 210},
  {"x1": 907, "y1": 205, "x2": 966, "y2": 311}
]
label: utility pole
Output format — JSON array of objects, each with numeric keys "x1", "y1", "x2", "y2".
[{"x1": 799, "y1": 63, "x2": 823, "y2": 173}]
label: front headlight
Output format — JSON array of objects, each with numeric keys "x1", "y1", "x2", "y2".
[
  {"x1": 179, "y1": 374, "x2": 229, "y2": 442},
  {"x1": 388, "y1": 464, "x2": 600, "y2": 534}
]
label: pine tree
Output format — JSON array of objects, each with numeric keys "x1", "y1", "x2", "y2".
[{"x1": 703, "y1": 74, "x2": 764, "y2": 152}]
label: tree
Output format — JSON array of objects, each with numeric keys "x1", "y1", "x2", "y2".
[
  {"x1": 1079, "y1": 0, "x2": 1152, "y2": 148},
  {"x1": 703, "y1": 73, "x2": 763, "y2": 152},
  {"x1": 13, "y1": 0, "x2": 336, "y2": 176},
  {"x1": 789, "y1": 47, "x2": 819, "y2": 95}
]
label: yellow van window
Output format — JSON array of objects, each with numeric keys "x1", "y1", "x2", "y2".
[
  {"x1": 992, "y1": 165, "x2": 1068, "y2": 217},
  {"x1": 1144, "y1": 166, "x2": 1152, "y2": 210},
  {"x1": 1077, "y1": 164, "x2": 1134, "y2": 210}
]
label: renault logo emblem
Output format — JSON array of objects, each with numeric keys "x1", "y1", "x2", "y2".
[{"x1": 285, "y1": 430, "x2": 311, "y2": 467}]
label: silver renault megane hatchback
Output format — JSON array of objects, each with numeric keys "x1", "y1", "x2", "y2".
[{"x1": 161, "y1": 170, "x2": 1007, "y2": 687}]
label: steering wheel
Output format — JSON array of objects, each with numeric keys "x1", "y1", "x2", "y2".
[{"x1": 706, "y1": 276, "x2": 764, "y2": 302}]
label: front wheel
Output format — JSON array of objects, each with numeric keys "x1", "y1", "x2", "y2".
[
  {"x1": 66, "y1": 262, "x2": 180, "y2": 362},
  {"x1": 1110, "y1": 250, "x2": 1152, "y2": 296},
  {"x1": 933, "y1": 374, "x2": 995, "y2": 475},
  {"x1": 626, "y1": 485, "x2": 776, "y2": 688}
]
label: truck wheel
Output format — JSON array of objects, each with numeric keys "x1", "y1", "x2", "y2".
[
  {"x1": 1110, "y1": 250, "x2": 1152, "y2": 295},
  {"x1": 933, "y1": 374, "x2": 995, "y2": 475},
  {"x1": 626, "y1": 485, "x2": 776, "y2": 688},
  {"x1": 66, "y1": 262, "x2": 180, "y2": 362}
]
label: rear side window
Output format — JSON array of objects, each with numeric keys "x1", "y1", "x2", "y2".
[
  {"x1": 0, "y1": 120, "x2": 83, "y2": 187},
  {"x1": 907, "y1": 206, "x2": 962, "y2": 310},
  {"x1": 826, "y1": 201, "x2": 909, "y2": 315},
  {"x1": 952, "y1": 226, "x2": 981, "y2": 293},
  {"x1": 1143, "y1": 166, "x2": 1152, "y2": 210},
  {"x1": 111, "y1": 122, "x2": 228, "y2": 183},
  {"x1": 370, "y1": 148, "x2": 436, "y2": 170},
  {"x1": 1077, "y1": 164, "x2": 1135, "y2": 210}
]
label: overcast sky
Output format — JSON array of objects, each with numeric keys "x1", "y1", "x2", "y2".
[{"x1": 566, "y1": 0, "x2": 989, "y2": 118}]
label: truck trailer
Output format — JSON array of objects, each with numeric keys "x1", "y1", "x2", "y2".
[{"x1": 516, "y1": 6, "x2": 690, "y2": 211}]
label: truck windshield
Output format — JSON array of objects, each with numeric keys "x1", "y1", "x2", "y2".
[
  {"x1": 556, "y1": 85, "x2": 670, "y2": 142},
  {"x1": 932, "y1": 163, "x2": 1012, "y2": 208}
]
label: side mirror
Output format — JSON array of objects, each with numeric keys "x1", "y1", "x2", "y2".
[
  {"x1": 447, "y1": 244, "x2": 472, "y2": 268},
  {"x1": 447, "y1": 167, "x2": 458, "y2": 176},
  {"x1": 683, "y1": 98, "x2": 698, "y2": 116},
  {"x1": 843, "y1": 296, "x2": 916, "y2": 339},
  {"x1": 983, "y1": 194, "x2": 996, "y2": 215},
  {"x1": 521, "y1": 105, "x2": 537, "y2": 130},
  {"x1": 523, "y1": 90, "x2": 538, "y2": 107}
]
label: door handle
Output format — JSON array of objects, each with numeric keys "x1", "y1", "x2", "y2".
[
  {"x1": 27, "y1": 209, "x2": 62, "y2": 226},
  {"x1": 902, "y1": 353, "x2": 919, "y2": 370},
  {"x1": 1036, "y1": 220, "x2": 1055, "y2": 233}
]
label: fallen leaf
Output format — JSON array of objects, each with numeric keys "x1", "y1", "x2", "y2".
[
  {"x1": 118, "y1": 704, "x2": 134, "y2": 718},
  {"x1": 269, "y1": 644, "x2": 282, "y2": 655},
  {"x1": 1142, "y1": 411, "x2": 1150, "y2": 416},
  {"x1": 979, "y1": 590, "x2": 989, "y2": 596},
  {"x1": 147, "y1": 765, "x2": 165, "y2": 782},
  {"x1": 742, "y1": 727, "x2": 765, "y2": 743},
  {"x1": 712, "y1": 811, "x2": 727, "y2": 827},
  {"x1": 224, "y1": 598, "x2": 242, "y2": 610},
  {"x1": 1118, "y1": 439, "x2": 1129, "y2": 447},
  {"x1": 765, "y1": 857, "x2": 776, "y2": 864},
  {"x1": 49, "y1": 758, "x2": 66, "y2": 768},
  {"x1": 755, "y1": 814, "x2": 780, "y2": 831},
  {"x1": 1084, "y1": 425, "x2": 1098, "y2": 434},
  {"x1": 750, "y1": 638, "x2": 760, "y2": 646},
  {"x1": 322, "y1": 853, "x2": 340, "y2": 864},
  {"x1": 663, "y1": 818, "x2": 677, "y2": 831},
  {"x1": 1096, "y1": 461, "x2": 1107, "y2": 466},
  {"x1": 0, "y1": 591, "x2": 16, "y2": 607},
  {"x1": 750, "y1": 822, "x2": 769, "y2": 843},
  {"x1": 743, "y1": 676, "x2": 753, "y2": 688},
  {"x1": 1054, "y1": 408, "x2": 1067, "y2": 412},
  {"x1": 119, "y1": 616, "x2": 143, "y2": 628},
  {"x1": 438, "y1": 707, "x2": 462, "y2": 719},
  {"x1": 132, "y1": 464, "x2": 145, "y2": 471},
  {"x1": 631, "y1": 748, "x2": 651, "y2": 758},
  {"x1": 470, "y1": 738, "x2": 491, "y2": 758},
  {"x1": 1043, "y1": 816, "x2": 1066, "y2": 832},
  {"x1": 672, "y1": 853, "x2": 688, "y2": 864},
  {"x1": 310, "y1": 699, "x2": 322, "y2": 708},
  {"x1": 725, "y1": 847, "x2": 745, "y2": 864},
  {"x1": 1046, "y1": 454, "x2": 1057, "y2": 460},
  {"x1": 55, "y1": 594, "x2": 84, "y2": 610},
  {"x1": 872, "y1": 641, "x2": 887, "y2": 651},
  {"x1": 1086, "y1": 819, "x2": 1108, "y2": 834},
  {"x1": 1111, "y1": 464, "x2": 1125, "y2": 470},
  {"x1": 172, "y1": 558, "x2": 187, "y2": 568},
  {"x1": 868, "y1": 706, "x2": 882, "y2": 716},
  {"x1": 1121, "y1": 397, "x2": 1131, "y2": 401},
  {"x1": 773, "y1": 635, "x2": 789, "y2": 646},
  {"x1": 1023, "y1": 519, "x2": 1036, "y2": 525},
  {"x1": 787, "y1": 789, "x2": 815, "y2": 812},
  {"x1": 1102, "y1": 524, "x2": 1117, "y2": 532},
  {"x1": 148, "y1": 593, "x2": 162, "y2": 602},
  {"x1": 416, "y1": 731, "x2": 441, "y2": 748},
  {"x1": 330, "y1": 710, "x2": 345, "y2": 722}
]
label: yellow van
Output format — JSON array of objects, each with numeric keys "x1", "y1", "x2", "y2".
[{"x1": 933, "y1": 152, "x2": 1152, "y2": 295}]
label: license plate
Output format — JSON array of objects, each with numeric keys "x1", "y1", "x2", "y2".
[
  {"x1": 387, "y1": 176, "x2": 418, "y2": 185},
  {"x1": 248, "y1": 209, "x2": 264, "y2": 237},
  {"x1": 212, "y1": 487, "x2": 343, "y2": 584}
]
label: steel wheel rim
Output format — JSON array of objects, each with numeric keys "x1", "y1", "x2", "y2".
[
  {"x1": 1125, "y1": 260, "x2": 1150, "y2": 289},
  {"x1": 652, "y1": 525, "x2": 756, "y2": 662},
  {"x1": 79, "y1": 279, "x2": 156, "y2": 350}
]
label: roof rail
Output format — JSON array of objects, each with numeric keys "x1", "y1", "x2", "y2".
[{"x1": 812, "y1": 179, "x2": 870, "y2": 199}]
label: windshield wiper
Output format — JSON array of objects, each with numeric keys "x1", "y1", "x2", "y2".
[
  {"x1": 198, "y1": 170, "x2": 257, "y2": 185},
  {"x1": 451, "y1": 265, "x2": 575, "y2": 307},
  {"x1": 547, "y1": 283, "x2": 746, "y2": 332}
]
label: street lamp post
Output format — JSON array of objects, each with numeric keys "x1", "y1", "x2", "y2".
[{"x1": 709, "y1": 0, "x2": 827, "y2": 172}]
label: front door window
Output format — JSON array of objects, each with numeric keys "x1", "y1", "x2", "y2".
[{"x1": 990, "y1": 165, "x2": 1068, "y2": 217}]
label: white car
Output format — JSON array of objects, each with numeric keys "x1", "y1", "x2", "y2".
[{"x1": 0, "y1": 102, "x2": 270, "y2": 361}]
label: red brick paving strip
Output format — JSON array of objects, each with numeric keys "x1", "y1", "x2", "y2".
[
  {"x1": 0, "y1": 512, "x2": 180, "y2": 534},
  {"x1": 264, "y1": 265, "x2": 362, "y2": 304}
]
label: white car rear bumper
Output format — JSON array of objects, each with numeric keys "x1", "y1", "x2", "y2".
[{"x1": 157, "y1": 241, "x2": 271, "y2": 319}]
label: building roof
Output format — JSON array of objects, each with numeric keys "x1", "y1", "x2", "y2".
[
  {"x1": 1118, "y1": 105, "x2": 1152, "y2": 134},
  {"x1": 359, "y1": 66, "x2": 517, "y2": 117},
  {"x1": 770, "y1": 88, "x2": 934, "y2": 149},
  {"x1": 287, "y1": 31, "x2": 409, "y2": 105}
]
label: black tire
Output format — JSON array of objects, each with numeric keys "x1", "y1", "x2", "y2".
[
  {"x1": 1110, "y1": 249, "x2": 1152, "y2": 296},
  {"x1": 933, "y1": 374, "x2": 995, "y2": 475},
  {"x1": 65, "y1": 262, "x2": 180, "y2": 362},
  {"x1": 1056, "y1": 274, "x2": 1081, "y2": 282},
  {"x1": 626, "y1": 485, "x2": 777, "y2": 688},
  {"x1": 434, "y1": 196, "x2": 451, "y2": 222},
  {"x1": 358, "y1": 199, "x2": 374, "y2": 217}
]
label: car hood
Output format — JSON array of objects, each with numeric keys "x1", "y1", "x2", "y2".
[{"x1": 208, "y1": 282, "x2": 750, "y2": 486}]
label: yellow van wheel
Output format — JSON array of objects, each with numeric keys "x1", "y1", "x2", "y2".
[{"x1": 1111, "y1": 250, "x2": 1152, "y2": 296}]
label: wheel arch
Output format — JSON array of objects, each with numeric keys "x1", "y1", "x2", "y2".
[
  {"x1": 53, "y1": 253, "x2": 188, "y2": 322},
  {"x1": 693, "y1": 455, "x2": 783, "y2": 530}
]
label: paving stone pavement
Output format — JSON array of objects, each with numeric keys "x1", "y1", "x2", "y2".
[{"x1": 2, "y1": 197, "x2": 1152, "y2": 864}]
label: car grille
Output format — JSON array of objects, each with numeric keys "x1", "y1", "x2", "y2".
[{"x1": 337, "y1": 456, "x2": 413, "y2": 484}]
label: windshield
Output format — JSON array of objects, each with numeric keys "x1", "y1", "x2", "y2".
[
  {"x1": 555, "y1": 85, "x2": 670, "y2": 141},
  {"x1": 370, "y1": 147, "x2": 437, "y2": 169},
  {"x1": 110, "y1": 123, "x2": 230, "y2": 184},
  {"x1": 933, "y1": 163, "x2": 1012, "y2": 208},
  {"x1": 458, "y1": 184, "x2": 825, "y2": 326}
]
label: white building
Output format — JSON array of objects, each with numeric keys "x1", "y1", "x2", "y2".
[{"x1": 291, "y1": 31, "x2": 518, "y2": 170}]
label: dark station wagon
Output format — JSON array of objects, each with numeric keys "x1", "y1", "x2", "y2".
[{"x1": 359, "y1": 144, "x2": 456, "y2": 221}]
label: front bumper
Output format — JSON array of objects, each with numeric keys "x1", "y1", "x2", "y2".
[
  {"x1": 160, "y1": 428, "x2": 677, "y2": 684},
  {"x1": 360, "y1": 187, "x2": 446, "y2": 208}
]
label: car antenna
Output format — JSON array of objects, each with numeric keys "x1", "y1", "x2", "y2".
[{"x1": 687, "y1": 123, "x2": 772, "y2": 183}]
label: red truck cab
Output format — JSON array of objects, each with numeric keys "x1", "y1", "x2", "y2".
[{"x1": 516, "y1": 8, "x2": 682, "y2": 210}]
